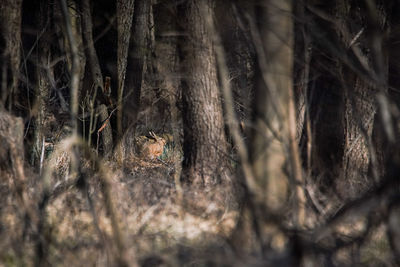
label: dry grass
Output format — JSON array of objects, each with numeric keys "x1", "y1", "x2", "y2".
[
  {"x1": 0, "y1": 132, "x2": 239, "y2": 266},
  {"x1": 0, "y1": 111, "x2": 396, "y2": 266}
]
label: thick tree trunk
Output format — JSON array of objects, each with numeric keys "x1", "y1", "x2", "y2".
[
  {"x1": 178, "y1": 0, "x2": 229, "y2": 186},
  {"x1": 116, "y1": 0, "x2": 135, "y2": 138},
  {"x1": 340, "y1": 73, "x2": 378, "y2": 198},
  {"x1": 33, "y1": 0, "x2": 53, "y2": 166},
  {"x1": 152, "y1": 1, "x2": 180, "y2": 130},
  {"x1": 215, "y1": 1, "x2": 254, "y2": 129},
  {"x1": 338, "y1": 2, "x2": 389, "y2": 199},
  {"x1": 0, "y1": 0, "x2": 22, "y2": 110},
  {"x1": 124, "y1": 0, "x2": 150, "y2": 128},
  {"x1": 306, "y1": 0, "x2": 388, "y2": 203},
  {"x1": 250, "y1": 0, "x2": 298, "y2": 212}
]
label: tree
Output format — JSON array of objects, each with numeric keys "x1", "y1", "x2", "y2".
[
  {"x1": 177, "y1": 0, "x2": 230, "y2": 186},
  {"x1": 116, "y1": 0, "x2": 135, "y2": 138},
  {"x1": 81, "y1": 0, "x2": 112, "y2": 156},
  {"x1": 32, "y1": 0, "x2": 52, "y2": 166},
  {"x1": 0, "y1": 0, "x2": 22, "y2": 111},
  {"x1": 249, "y1": 0, "x2": 305, "y2": 224},
  {"x1": 304, "y1": 0, "x2": 390, "y2": 203},
  {"x1": 123, "y1": 0, "x2": 151, "y2": 129}
]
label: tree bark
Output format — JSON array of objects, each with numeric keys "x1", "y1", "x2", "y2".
[
  {"x1": 293, "y1": 0, "x2": 311, "y2": 141},
  {"x1": 82, "y1": 0, "x2": 103, "y2": 95},
  {"x1": 124, "y1": 0, "x2": 150, "y2": 128},
  {"x1": 0, "y1": 0, "x2": 22, "y2": 110},
  {"x1": 33, "y1": 0, "x2": 52, "y2": 166},
  {"x1": 59, "y1": 0, "x2": 80, "y2": 136},
  {"x1": 81, "y1": 0, "x2": 113, "y2": 151},
  {"x1": 215, "y1": 1, "x2": 255, "y2": 129},
  {"x1": 117, "y1": 0, "x2": 135, "y2": 138},
  {"x1": 178, "y1": 0, "x2": 229, "y2": 186},
  {"x1": 69, "y1": 0, "x2": 86, "y2": 97},
  {"x1": 97, "y1": 104, "x2": 113, "y2": 158},
  {"x1": 306, "y1": 30, "x2": 345, "y2": 200},
  {"x1": 339, "y1": 1, "x2": 389, "y2": 199},
  {"x1": 305, "y1": 0, "x2": 389, "y2": 202}
]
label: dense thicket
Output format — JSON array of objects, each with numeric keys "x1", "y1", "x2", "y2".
[{"x1": 1, "y1": 0, "x2": 400, "y2": 266}]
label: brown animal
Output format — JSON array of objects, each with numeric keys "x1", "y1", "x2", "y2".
[{"x1": 135, "y1": 131, "x2": 166, "y2": 160}]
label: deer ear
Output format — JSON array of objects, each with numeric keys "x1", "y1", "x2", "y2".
[{"x1": 149, "y1": 131, "x2": 158, "y2": 141}]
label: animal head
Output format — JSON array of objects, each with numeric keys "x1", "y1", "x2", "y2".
[{"x1": 136, "y1": 131, "x2": 166, "y2": 160}]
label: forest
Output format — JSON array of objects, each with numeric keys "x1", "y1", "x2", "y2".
[{"x1": 1, "y1": 0, "x2": 400, "y2": 266}]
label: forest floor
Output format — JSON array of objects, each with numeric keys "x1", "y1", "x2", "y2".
[
  {"x1": 0, "y1": 143, "x2": 239, "y2": 266},
  {"x1": 0, "y1": 111, "x2": 393, "y2": 266}
]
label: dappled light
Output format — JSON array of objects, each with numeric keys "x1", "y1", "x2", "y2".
[{"x1": 1, "y1": 0, "x2": 400, "y2": 266}]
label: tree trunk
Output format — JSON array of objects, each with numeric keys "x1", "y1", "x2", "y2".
[
  {"x1": 116, "y1": 0, "x2": 135, "y2": 138},
  {"x1": 178, "y1": 0, "x2": 229, "y2": 186},
  {"x1": 82, "y1": 0, "x2": 103, "y2": 95},
  {"x1": 69, "y1": 0, "x2": 86, "y2": 97},
  {"x1": 152, "y1": 1, "x2": 182, "y2": 192},
  {"x1": 306, "y1": 0, "x2": 389, "y2": 203},
  {"x1": 339, "y1": 1, "x2": 389, "y2": 199},
  {"x1": 54, "y1": 0, "x2": 86, "y2": 101},
  {"x1": 33, "y1": 0, "x2": 52, "y2": 166},
  {"x1": 58, "y1": 0, "x2": 81, "y2": 136},
  {"x1": 97, "y1": 104, "x2": 113, "y2": 158},
  {"x1": 0, "y1": 0, "x2": 22, "y2": 111},
  {"x1": 215, "y1": 1, "x2": 255, "y2": 130},
  {"x1": 293, "y1": 0, "x2": 311, "y2": 141},
  {"x1": 124, "y1": 0, "x2": 150, "y2": 128},
  {"x1": 81, "y1": 0, "x2": 113, "y2": 151},
  {"x1": 250, "y1": 0, "x2": 297, "y2": 212}
]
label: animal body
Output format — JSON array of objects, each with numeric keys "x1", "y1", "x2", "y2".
[{"x1": 135, "y1": 131, "x2": 166, "y2": 160}]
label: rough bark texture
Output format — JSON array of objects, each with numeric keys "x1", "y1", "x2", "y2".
[
  {"x1": 293, "y1": 0, "x2": 311, "y2": 141},
  {"x1": 33, "y1": 0, "x2": 53, "y2": 165},
  {"x1": 340, "y1": 74, "x2": 377, "y2": 198},
  {"x1": 117, "y1": 0, "x2": 135, "y2": 137},
  {"x1": 124, "y1": 0, "x2": 150, "y2": 128},
  {"x1": 0, "y1": 0, "x2": 22, "y2": 110},
  {"x1": 305, "y1": 0, "x2": 388, "y2": 202},
  {"x1": 332, "y1": 1, "x2": 387, "y2": 200},
  {"x1": 338, "y1": 1, "x2": 389, "y2": 199},
  {"x1": 215, "y1": 1, "x2": 254, "y2": 128},
  {"x1": 97, "y1": 104, "x2": 113, "y2": 158},
  {"x1": 178, "y1": 0, "x2": 229, "y2": 186}
]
